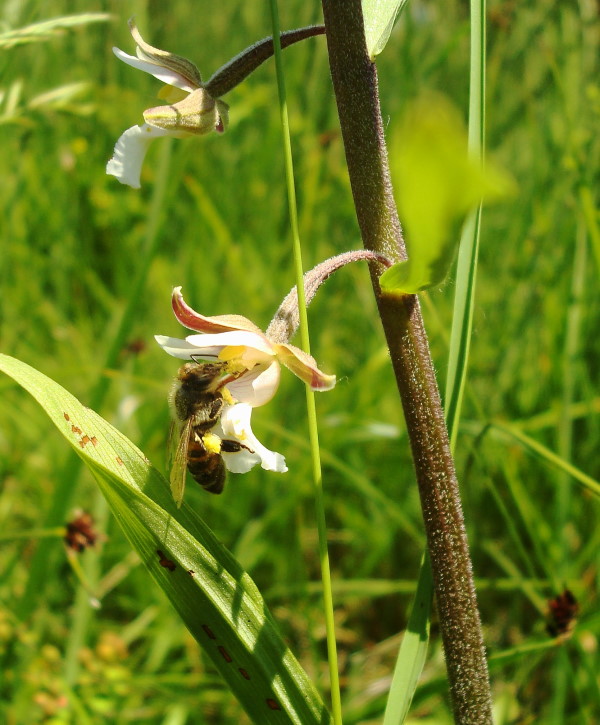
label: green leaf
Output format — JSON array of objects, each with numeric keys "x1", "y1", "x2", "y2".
[
  {"x1": 383, "y1": 552, "x2": 433, "y2": 725},
  {"x1": 362, "y1": 0, "x2": 408, "y2": 60},
  {"x1": 0, "y1": 354, "x2": 331, "y2": 725},
  {"x1": 381, "y1": 94, "x2": 514, "y2": 295}
]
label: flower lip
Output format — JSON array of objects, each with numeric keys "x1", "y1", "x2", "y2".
[
  {"x1": 154, "y1": 331, "x2": 275, "y2": 362},
  {"x1": 216, "y1": 403, "x2": 287, "y2": 473},
  {"x1": 106, "y1": 123, "x2": 173, "y2": 188}
]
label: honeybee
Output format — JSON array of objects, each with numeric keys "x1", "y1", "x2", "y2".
[{"x1": 169, "y1": 362, "x2": 244, "y2": 505}]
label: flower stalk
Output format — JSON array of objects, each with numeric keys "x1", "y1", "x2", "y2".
[{"x1": 320, "y1": 1, "x2": 493, "y2": 722}]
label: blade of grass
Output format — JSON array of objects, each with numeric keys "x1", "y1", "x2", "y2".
[
  {"x1": 268, "y1": 2, "x2": 343, "y2": 723},
  {"x1": 552, "y1": 210, "x2": 588, "y2": 720},
  {"x1": 0, "y1": 13, "x2": 111, "y2": 49},
  {"x1": 490, "y1": 422, "x2": 600, "y2": 499},
  {"x1": 382, "y1": 550, "x2": 433, "y2": 725}
]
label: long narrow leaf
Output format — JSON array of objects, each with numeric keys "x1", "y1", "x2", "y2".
[
  {"x1": 0, "y1": 354, "x2": 331, "y2": 725},
  {"x1": 382, "y1": 552, "x2": 433, "y2": 724},
  {"x1": 490, "y1": 421, "x2": 600, "y2": 499}
]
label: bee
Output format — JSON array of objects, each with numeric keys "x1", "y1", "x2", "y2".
[{"x1": 169, "y1": 362, "x2": 244, "y2": 505}]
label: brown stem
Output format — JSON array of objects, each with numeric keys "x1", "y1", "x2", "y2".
[
  {"x1": 320, "y1": 2, "x2": 493, "y2": 722},
  {"x1": 266, "y1": 250, "x2": 391, "y2": 344},
  {"x1": 205, "y1": 25, "x2": 325, "y2": 98}
]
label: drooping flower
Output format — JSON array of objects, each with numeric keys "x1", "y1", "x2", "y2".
[{"x1": 107, "y1": 19, "x2": 229, "y2": 188}]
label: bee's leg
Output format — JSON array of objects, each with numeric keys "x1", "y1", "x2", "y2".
[
  {"x1": 221, "y1": 439, "x2": 252, "y2": 453},
  {"x1": 209, "y1": 397, "x2": 225, "y2": 420}
]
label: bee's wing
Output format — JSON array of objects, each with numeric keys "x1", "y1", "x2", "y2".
[{"x1": 169, "y1": 417, "x2": 193, "y2": 507}]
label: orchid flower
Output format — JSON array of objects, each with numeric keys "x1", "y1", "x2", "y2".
[
  {"x1": 156, "y1": 286, "x2": 336, "y2": 476},
  {"x1": 106, "y1": 19, "x2": 229, "y2": 189},
  {"x1": 156, "y1": 287, "x2": 336, "y2": 405}
]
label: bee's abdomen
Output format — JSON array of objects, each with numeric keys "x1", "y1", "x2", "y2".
[{"x1": 187, "y1": 439, "x2": 226, "y2": 494}]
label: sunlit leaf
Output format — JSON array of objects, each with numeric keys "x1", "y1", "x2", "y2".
[
  {"x1": 381, "y1": 94, "x2": 514, "y2": 295},
  {"x1": 0, "y1": 354, "x2": 331, "y2": 725},
  {"x1": 362, "y1": 0, "x2": 408, "y2": 59}
]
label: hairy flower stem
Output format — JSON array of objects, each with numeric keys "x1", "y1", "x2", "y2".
[{"x1": 320, "y1": 2, "x2": 493, "y2": 722}]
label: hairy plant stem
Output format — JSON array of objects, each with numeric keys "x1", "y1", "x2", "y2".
[{"x1": 320, "y1": 2, "x2": 493, "y2": 722}]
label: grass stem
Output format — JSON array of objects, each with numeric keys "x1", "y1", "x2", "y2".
[{"x1": 268, "y1": 2, "x2": 343, "y2": 723}]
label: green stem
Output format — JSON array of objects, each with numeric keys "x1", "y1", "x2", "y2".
[
  {"x1": 320, "y1": 2, "x2": 492, "y2": 722},
  {"x1": 268, "y1": 2, "x2": 343, "y2": 723}
]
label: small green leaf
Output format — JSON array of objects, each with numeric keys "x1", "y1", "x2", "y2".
[
  {"x1": 362, "y1": 0, "x2": 408, "y2": 60},
  {"x1": 382, "y1": 94, "x2": 514, "y2": 296},
  {"x1": 382, "y1": 552, "x2": 433, "y2": 725},
  {"x1": 0, "y1": 354, "x2": 331, "y2": 725}
]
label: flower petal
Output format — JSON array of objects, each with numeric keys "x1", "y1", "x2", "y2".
[
  {"x1": 221, "y1": 445, "x2": 261, "y2": 474},
  {"x1": 226, "y1": 361, "x2": 281, "y2": 407},
  {"x1": 112, "y1": 47, "x2": 197, "y2": 92},
  {"x1": 106, "y1": 123, "x2": 172, "y2": 188},
  {"x1": 172, "y1": 287, "x2": 263, "y2": 334},
  {"x1": 274, "y1": 343, "x2": 336, "y2": 391},
  {"x1": 155, "y1": 331, "x2": 275, "y2": 363},
  {"x1": 128, "y1": 19, "x2": 203, "y2": 90},
  {"x1": 219, "y1": 403, "x2": 287, "y2": 473}
]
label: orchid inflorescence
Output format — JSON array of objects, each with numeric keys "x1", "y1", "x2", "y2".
[{"x1": 108, "y1": 20, "x2": 390, "y2": 499}]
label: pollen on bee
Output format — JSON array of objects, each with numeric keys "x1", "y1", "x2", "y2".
[
  {"x1": 202, "y1": 432, "x2": 222, "y2": 454},
  {"x1": 221, "y1": 387, "x2": 235, "y2": 405}
]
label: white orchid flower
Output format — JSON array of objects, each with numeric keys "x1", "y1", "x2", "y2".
[
  {"x1": 107, "y1": 19, "x2": 229, "y2": 188},
  {"x1": 155, "y1": 286, "x2": 336, "y2": 407},
  {"x1": 156, "y1": 286, "x2": 336, "y2": 478}
]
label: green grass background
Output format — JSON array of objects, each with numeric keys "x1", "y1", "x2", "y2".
[{"x1": 1, "y1": 0, "x2": 599, "y2": 722}]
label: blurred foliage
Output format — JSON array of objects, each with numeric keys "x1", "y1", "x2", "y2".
[{"x1": 1, "y1": 0, "x2": 599, "y2": 723}]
